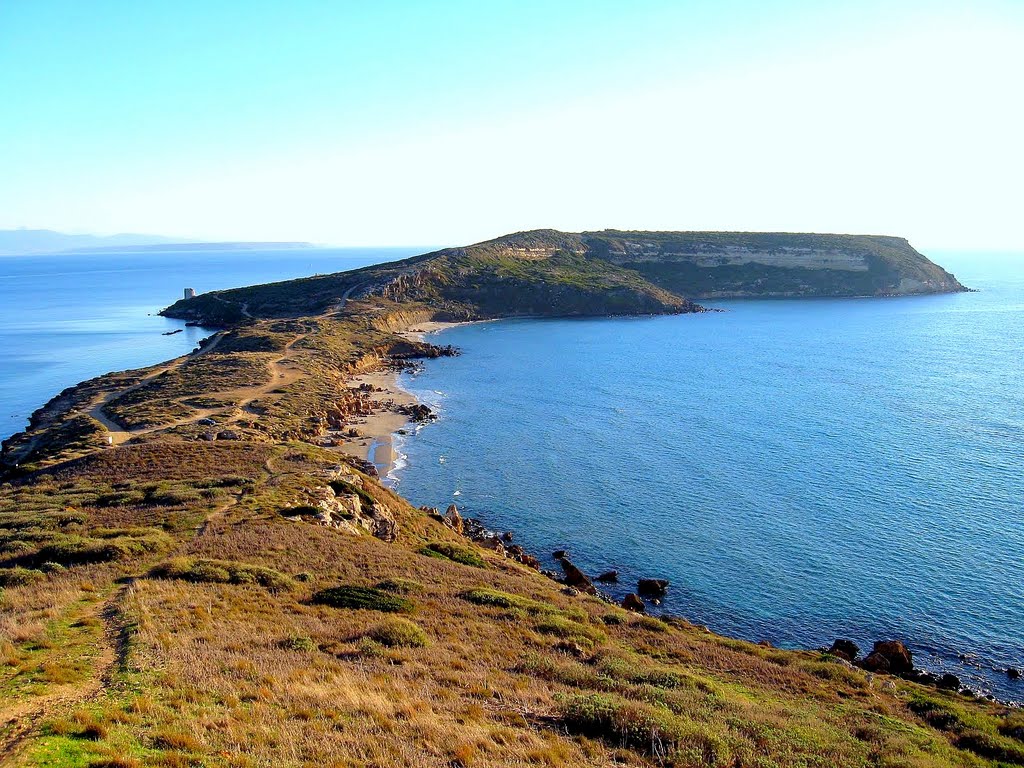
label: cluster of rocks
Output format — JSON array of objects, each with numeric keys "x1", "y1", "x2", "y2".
[
  {"x1": 826, "y1": 638, "x2": 962, "y2": 690},
  {"x1": 397, "y1": 403, "x2": 436, "y2": 423},
  {"x1": 389, "y1": 339, "x2": 461, "y2": 361},
  {"x1": 549, "y1": 551, "x2": 669, "y2": 613},
  {"x1": 284, "y1": 467, "x2": 397, "y2": 542},
  {"x1": 427, "y1": 504, "x2": 541, "y2": 569}
]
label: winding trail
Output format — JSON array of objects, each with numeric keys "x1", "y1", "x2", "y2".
[{"x1": 87, "y1": 332, "x2": 226, "y2": 443}]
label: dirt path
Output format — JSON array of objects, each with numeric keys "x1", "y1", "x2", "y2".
[
  {"x1": 0, "y1": 594, "x2": 121, "y2": 763},
  {"x1": 88, "y1": 329, "x2": 310, "y2": 448}
]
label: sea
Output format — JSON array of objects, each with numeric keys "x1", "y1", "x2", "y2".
[
  {"x1": 392, "y1": 251, "x2": 1024, "y2": 700},
  {"x1": 1, "y1": 246, "x2": 1022, "y2": 699}
]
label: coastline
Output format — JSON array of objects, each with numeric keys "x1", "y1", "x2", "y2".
[{"x1": 332, "y1": 320, "x2": 473, "y2": 479}]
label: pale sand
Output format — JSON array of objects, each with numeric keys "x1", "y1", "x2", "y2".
[
  {"x1": 397, "y1": 320, "x2": 477, "y2": 343},
  {"x1": 331, "y1": 370, "x2": 418, "y2": 477},
  {"x1": 333, "y1": 321, "x2": 477, "y2": 477}
]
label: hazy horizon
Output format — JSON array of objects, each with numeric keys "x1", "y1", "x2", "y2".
[{"x1": 3, "y1": 1, "x2": 1022, "y2": 250}]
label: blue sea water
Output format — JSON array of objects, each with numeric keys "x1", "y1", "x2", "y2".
[
  {"x1": 394, "y1": 252, "x2": 1024, "y2": 700},
  {"x1": 0, "y1": 247, "x2": 418, "y2": 441}
]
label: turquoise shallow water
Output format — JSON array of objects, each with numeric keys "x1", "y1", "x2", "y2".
[
  {"x1": 394, "y1": 253, "x2": 1024, "y2": 699},
  {"x1": 0, "y1": 247, "x2": 417, "y2": 441}
]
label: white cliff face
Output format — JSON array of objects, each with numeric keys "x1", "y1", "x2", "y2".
[{"x1": 611, "y1": 243, "x2": 870, "y2": 271}]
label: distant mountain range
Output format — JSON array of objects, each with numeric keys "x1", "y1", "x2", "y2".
[{"x1": 0, "y1": 229, "x2": 313, "y2": 256}]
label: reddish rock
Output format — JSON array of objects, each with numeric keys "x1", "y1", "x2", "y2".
[
  {"x1": 622, "y1": 593, "x2": 645, "y2": 613},
  {"x1": 861, "y1": 640, "x2": 913, "y2": 676},
  {"x1": 558, "y1": 558, "x2": 596, "y2": 594}
]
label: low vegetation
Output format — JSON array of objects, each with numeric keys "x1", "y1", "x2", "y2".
[
  {"x1": 150, "y1": 556, "x2": 295, "y2": 592},
  {"x1": 366, "y1": 617, "x2": 429, "y2": 647},
  {"x1": 419, "y1": 541, "x2": 488, "y2": 568},
  {"x1": 0, "y1": 236, "x2": 990, "y2": 767},
  {"x1": 310, "y1": 585, "x2": 416, "y2": 613}
]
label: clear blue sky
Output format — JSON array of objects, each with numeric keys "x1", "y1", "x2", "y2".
[{"x1": 2, "y1": 1, "x2": 1022, "y2": 247}]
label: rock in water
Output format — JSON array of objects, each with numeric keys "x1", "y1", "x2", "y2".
[
  {"x1": 622, "y1": 593, "x2": 646, "y2": 613},
  {"x1": 558, "y1": 558, "x2": 596, "y2": 594},
  {"x1": 828, "y1": 639, "x2": 860, "y2": 662},
  {"x1": 637, "y1": 578, "x2": 669, "y2": 596},
  {"x1": 861, "y1": 640, "x2": 913, "y2": 676},
  {"x1": 595, "y1": 570, "x2": 619, "y2": 583}
]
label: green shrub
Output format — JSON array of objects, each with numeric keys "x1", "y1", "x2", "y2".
[
  {"x1": 367, "y1": 617, "x2": 429, "y2": 647},
  {"x1": 311, "y1": 585, "x2": 415, "y2": 614},
  {"x1": 280, "y1": 505, "x2": 321, "y2": 518},
  {"x1": 150, "y1": 557, "x2": 294, "y2": 592},
  {"x1": 0, "y1": 566, "x2": 46, "y2": 587},
  {"x1": 908, "y1": 695, "x2": 967, "y2": 732},
  {"x1": 419, "y1": 542, "x2": 487, "y2": 568},
  {"x1": 956, "y1": 730, "x2": 1024, "y2": 763},
  {"x1": 376, "y1": 578, "x2": 425, "y2": 595},
  {"x1": 461, "y1": 588, "x2": 550, "y2": 614},
  {"x1": 559, "y1": 693, "x2": 676, "y2": 751},
  {"x1": 534, "y1": 615, "x2": 606, "y2": 644},
  {"x1": 278, "y1": 635, "x2": 316, "y2": 652},
  {"x1": 633, "y1": 615, "x2": 669, "y2": 633},
  {"x1": 34, "y1": 529, "x2": 172, "y2": 566},
  {"x1": 601, "y1": 611, "x2": 628, "y2": 625}
]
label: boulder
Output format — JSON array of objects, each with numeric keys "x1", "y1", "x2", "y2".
[
  {"x1": 860, "y1": 640, "x2": 913, "y2": 676},
  {"x1": 558, "y1": 558, "x2": 596, "y2": 594},
  {"x1": 595, "y1": 570, "x2": 619, "y2": 583},
  {"x1": 442, "y1": 504, "x2": 464, "y2": 535},
  {"x1": 552, "y1": 550, "x2": 568, "y2": 560},
  {"x1": 370, "y1": 509, "x2": 398, "y2": 543},
  {"x1": 520, "y1": 554, "x2": 541, "y2": 570},
  {"x1": 622, "y1": 593, "x2": 645, "y2": 613},
  {"x1": 1008, "y1": 667, "x2": 1021, "y2": 680},
  {"x1": 937, "y1": 673, "x2": 961, "y2": 690},
  {"x1": 828, "y1": 639, "x2": 860, "y2": 662},
  {"x1": 479, "y1": 536, "x2": 506, "y2": 557},
  {"x1": 637, "y1": 578, "x2": 670, "y2": 596}
]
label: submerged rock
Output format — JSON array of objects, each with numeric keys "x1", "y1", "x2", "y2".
[
  {"x1": 595, "y1": 570, "x2": 619, "y2": 583},
  {"x1": 637, "y1": 578, "x2": 669, "y2": 596}
]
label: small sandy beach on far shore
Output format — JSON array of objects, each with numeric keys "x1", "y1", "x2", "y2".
[{"x1": 332, "y1": 321, "x2": 470, "y2": 478}]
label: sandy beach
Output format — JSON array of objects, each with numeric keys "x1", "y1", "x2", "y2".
[
  {"x1": 332, "y1": 321, "x2": 470, "y2": 478},
  {"x1": 331, "y1": 370, "x2": 418, "y2": 478}
]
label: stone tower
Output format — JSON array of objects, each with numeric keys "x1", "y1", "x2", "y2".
[{"x1": 184, "y1": 288, "x2": 196, "y2": 299}]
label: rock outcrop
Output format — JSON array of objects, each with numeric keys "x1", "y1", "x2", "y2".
[
  {"x1": 860, "y1": 640, "x2": 913, "y2": 676},
  {"x1": 622, "y1": 593, "x2": 646, "y2": 613}
]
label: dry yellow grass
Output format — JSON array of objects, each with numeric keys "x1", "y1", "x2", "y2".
[{"x1": 1, "y1": 312, "x2": 1020, "y2": 768}]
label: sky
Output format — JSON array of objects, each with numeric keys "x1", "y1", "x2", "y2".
[{"x1": 1, "y1": 0, "x2": 1022, "y2": 249}]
